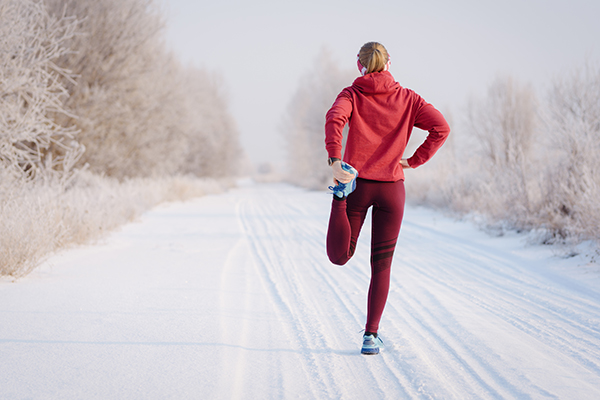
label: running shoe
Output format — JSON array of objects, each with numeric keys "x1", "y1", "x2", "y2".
[
  {"x1": 328, "y1": 162, "x2": 358, "y2": 199},
  {"x1": 361, "y1": 334, "x2": 384, "y2": 355}
]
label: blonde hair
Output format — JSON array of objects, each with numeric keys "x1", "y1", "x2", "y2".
[{"x1": 358, "y1": 42, "x2": 389, "y2": 74}]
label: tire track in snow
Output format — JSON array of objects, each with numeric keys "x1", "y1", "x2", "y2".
[
  {"x1": 211, "y1": 195, "x2": 293, "y2": 399},
  {"x1": 235, "y1": 188, "x2": 339, "y2": 399},
  {"x1": 378, "y1": 216, "x2": 600, "y2": 399},
  {"x1": 218, "y1": 183, "x2": 600, "y2": 399},
  {"x1": 399, "y1": 224, "x2": 600, "y2": 378},
  {"x1": 402, "y1": 220, "x2": 600, "y2": 317},
  {"x1": 386, "y1": 273, "x2": 544, "y2": 399},
  {"x1": 413, "y1": 257, "x2": 600, "y2": 378},
  {"x1": 293, "y1": 210, "x2": 413, "y2": 399},
  {"x1": 235, "y1": 184, "x2": 413, "y2": 399}
]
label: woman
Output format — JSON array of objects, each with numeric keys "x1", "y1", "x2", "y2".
[{"x1": 325, "y1": 42, "x2": 450, "y2": 355}]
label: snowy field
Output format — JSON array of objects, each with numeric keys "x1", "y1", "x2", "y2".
[{"x1": 2, "y1": 181, "x2": 600, "y2": 399}]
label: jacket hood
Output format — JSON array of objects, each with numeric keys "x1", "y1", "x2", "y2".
[{"x1": 352, "y1": 71, "x2": 400, "y2": 95}]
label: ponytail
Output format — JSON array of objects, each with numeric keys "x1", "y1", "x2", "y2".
[{"x1": 358, "y1": 42, "x2": 390, "y2": 74}]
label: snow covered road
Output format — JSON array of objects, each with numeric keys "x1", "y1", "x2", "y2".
[{"x1": 2, "y1": 182, "x2": 600, "y2": 399}]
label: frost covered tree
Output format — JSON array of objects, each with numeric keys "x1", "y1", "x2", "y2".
[
  {"x1": 177, "y1": 67, "x2": 242, "y2": 178},
  {"x1": 283, "y1": 50, "x2": 355, "y2": 189},
  {"x1": 2, "y1": 0, "x2": 241, "y2": 183},
  {"x1": 0, "y1": 0, "x2": 242, "y2": 278},
  {"x1": 0, "y1": 0, "x2": 83, "y2": 186},
  {"x1": 464, "y1": 76, "x2": 539, "y2": 221},
  {"x1": 540, "y1": 63, "x2": 600, "y2": 240},
  {"x1": 408, "y1": 68, "x2": 600, "y2": 244},
  {"x1": 43, "y1": 0, "x2": 189, "y2": 178},
  {"x1": 41, "y1": 0, "x2": 242, "y2": 179}
]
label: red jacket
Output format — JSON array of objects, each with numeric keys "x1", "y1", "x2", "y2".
[{"x1": 325, "y1": 71, "x2": 450, "y2": 182}]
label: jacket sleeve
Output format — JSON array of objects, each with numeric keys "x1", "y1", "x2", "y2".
[
  {"x1": 407, "y1": 100, "x2": 450, "y2": 168},
  {"x1": 325, "y1": 89, "x2": 353, "y2": 160}
]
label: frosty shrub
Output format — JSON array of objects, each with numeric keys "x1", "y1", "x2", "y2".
[
  {"x1": 283, "y1": 50, "x2": 356, "y2": 189},
  {"x1": 539, "y1": 63, "x2": 600, "y2": 241},
  {"x1": 0, "y1": 0, "x2": 83, "y2": 185},
  {"x1": 0, "y1": 186, "x2": 63, "y2": 277},
  {"x1": 0, "y1": 172, "x2": 229, "y2": 278},
  {"x1": 408, "y1": 77, "x2": 541, "y2": 226},
  {"x1": 406, "y1": 67, "x2": 600, "y2": 245}
]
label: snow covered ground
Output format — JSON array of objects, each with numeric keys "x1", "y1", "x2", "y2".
[{"x1": 2, "y1": 182, "x2": 600, "y2": 399}]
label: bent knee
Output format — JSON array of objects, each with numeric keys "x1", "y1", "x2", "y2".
[{"x1": 329, "y1": 255, "x2": 350, "y2": 266}]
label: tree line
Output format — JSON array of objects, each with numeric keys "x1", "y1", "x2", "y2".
[
  {"x1": 0, "y1": 0, "x2": 242, "y2": 277},
  {"x1": 1, "y1": 0, "x2": 241, "y2": 186}
]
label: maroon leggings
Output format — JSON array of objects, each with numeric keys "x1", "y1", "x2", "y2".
[{"x1": 326, "y1": 178, "x2": 405, "y2": 334}]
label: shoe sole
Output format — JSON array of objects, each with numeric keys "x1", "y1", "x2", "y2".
[{"x1": 361, "y1": 348, "x2": 380, "y2": 355}]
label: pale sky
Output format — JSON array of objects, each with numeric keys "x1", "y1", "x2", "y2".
[{"x1": 161, "y1": 0, "x2": 600, "y2": 166}]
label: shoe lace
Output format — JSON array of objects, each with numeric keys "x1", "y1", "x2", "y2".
[{"x1": 328, "y1": 181, "x2": 346, "y2": 193}]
